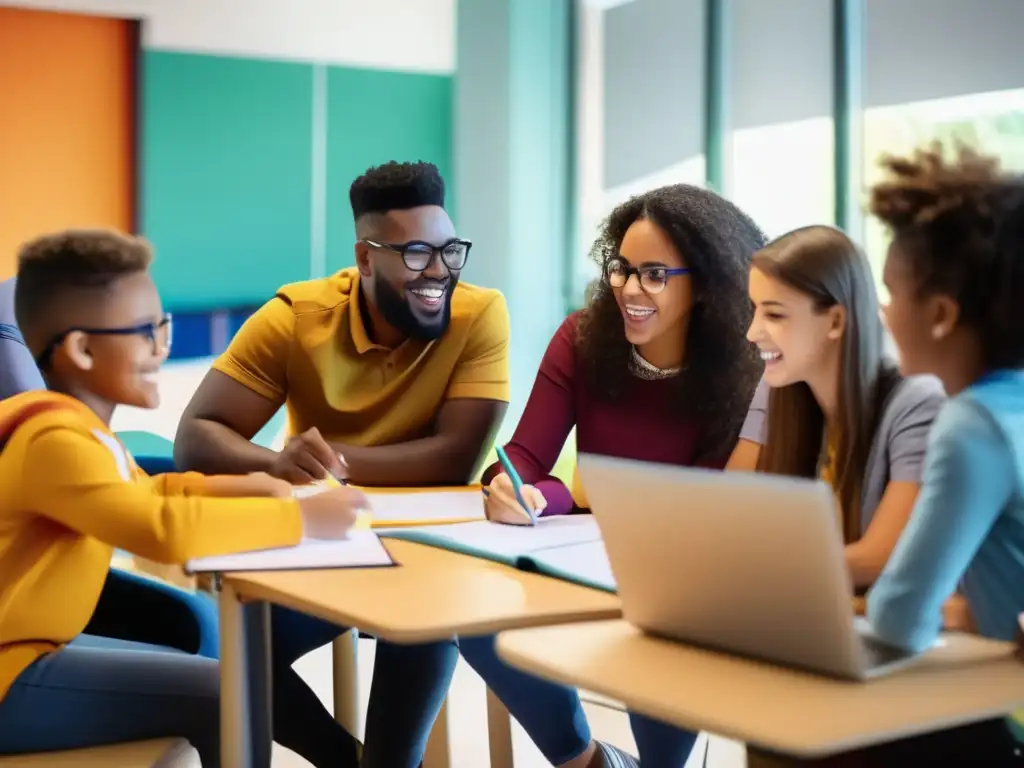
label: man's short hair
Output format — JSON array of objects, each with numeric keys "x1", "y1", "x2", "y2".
[
  {"x1": 349, "y1": 161, "x2": 445, "y2": 221},
  {"x1": 15, "y1": 229, "x2": 153, "y2": 349}
]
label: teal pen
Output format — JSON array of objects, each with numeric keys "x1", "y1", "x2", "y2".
[{"x1": 495, "y1": 445, "x2": 536, "y2": 525}]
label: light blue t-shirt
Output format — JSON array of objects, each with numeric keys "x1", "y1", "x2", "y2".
[{"x1": 867, "y1": 369, "x2": 1024, "y2": 653}]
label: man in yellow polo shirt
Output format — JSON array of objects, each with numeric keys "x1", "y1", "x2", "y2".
[{"x1": 175, "y1": 161, "x2": 510, "y2": 768}]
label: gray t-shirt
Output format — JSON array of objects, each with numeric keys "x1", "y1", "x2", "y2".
[{"x1": 739, "y1": 374, "x2": 946, "y2": 534}]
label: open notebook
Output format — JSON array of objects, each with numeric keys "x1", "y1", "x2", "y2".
[
  {"x1": 185, "y1": 530, "x2": 395, "y2": 574},
  {"x1": 292, "y1": 483, "x2": 486, "y2": 528},
  {"x1": 381, "y1": 516, "x2": 617, "y2": 593},
  {"x1": 365, "y1": 486, "x2": 486, "y2": 527},
  {"x1": 524, "y1": 539, "x2": 616, "y2": 592}
]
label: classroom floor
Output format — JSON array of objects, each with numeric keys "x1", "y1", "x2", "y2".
[{"x1": 119, "y1": 361, "x2": 745, "y2": 768}]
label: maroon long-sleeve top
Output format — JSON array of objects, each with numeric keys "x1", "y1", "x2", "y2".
[{"x1": 482, "y1": 312, "x2": 724, "y2": 516}]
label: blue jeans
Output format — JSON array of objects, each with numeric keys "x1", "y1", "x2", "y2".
[
  {"x1": 0, "y1": 621, "x2": 457, "y2": 768},
  {"x1": 272, "y1": 606, "x2": 458, "y2": 768},
  {"x1": 0, "y1": 635, "x2": 221, "y2": 763},
  {"x1": 460, "y1": 634, "x2": 697, "y2": 767}
]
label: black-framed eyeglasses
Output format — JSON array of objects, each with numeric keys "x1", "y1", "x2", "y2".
[
  {"x1": 35, "y1": 314, "x2": 173, "y2": 368},
  {"x1": 604, "y1": 257, "x2": 691, "y2": 295},
  {"x1": 362, "y1": 238, "x2": 472, "y2": 272}
]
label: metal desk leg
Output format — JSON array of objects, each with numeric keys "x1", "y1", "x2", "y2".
[{"x1": 220, "y1": 582, "x2": 273, "y2": 768}]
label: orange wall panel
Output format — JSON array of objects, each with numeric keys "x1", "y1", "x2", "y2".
[{"x1": 0, "y1": 7, "x2": 135, "y2": 278}]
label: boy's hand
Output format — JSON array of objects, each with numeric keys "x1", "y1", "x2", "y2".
[
  {"x1": 298, "y1": 486, "x2": 369, "y2": 540},
  {"x1": 270, "y1": 428, "x2": 347, "y2": 485}
]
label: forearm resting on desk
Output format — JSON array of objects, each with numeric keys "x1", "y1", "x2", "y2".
[
  {"x1": 845, "y1": 542, "x2": 889, "y2": 590},
  {"x1": 853, "y1": 594, "x2": 974, "y2": 632},
  {"x1": 175, "y1": 418, "x2": 280, "y2": 475},
  {"x1": 331, "y1": 437, "x2": 479, "y2": 487},
  {"x1": 199, "y1": 473, "x2": 291, "y2": 498},
  {"x1": 331, "y1": 395, "x2": 505, "y2": 486},
  {"x1": 533, "y1": 478, "x2": 576, "y2": 517}
]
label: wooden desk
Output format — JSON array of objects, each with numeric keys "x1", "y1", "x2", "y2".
[
  {"x1": 218, "y1": 540, "x2": 622, "y2": 767},
  {"x1": 496, "y1": 619, "x2": 1024, "y2": 760},
  {"x1": 227, "y1": 538, "x2": 621, "y2": 643}
]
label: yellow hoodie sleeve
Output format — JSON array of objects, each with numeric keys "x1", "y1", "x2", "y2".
[
  {"x1": 144, "y1": 471, "x2": 209, "y2": 496},
  {"x1": 18, "y1": 421, "x2": 303, "y2": 564}
]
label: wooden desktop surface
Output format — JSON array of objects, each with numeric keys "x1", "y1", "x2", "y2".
[
  {"x1": 224, "y1": 539, "x2": 622, "y2": 643},
  {"x1": 496, "y1": 619, "x2": 1024, "y2": 758}
]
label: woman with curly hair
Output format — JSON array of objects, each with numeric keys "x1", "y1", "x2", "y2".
[{"x1": 462, "y1": 183, "x2": 767, "y2": 768}]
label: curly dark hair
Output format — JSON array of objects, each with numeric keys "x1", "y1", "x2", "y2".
[
  {"x1": 349, "y1": 160, "x2": 445, "y2": 222},
  {"x1": 577, "y1": 183, "x2": 767, "y2": 462},
  {"x1": 15, "y1": 229, "x2": 153, "y2": 353},
  {"x1": 869, "y1": 142, "x2": 1024, "y2": 369}
]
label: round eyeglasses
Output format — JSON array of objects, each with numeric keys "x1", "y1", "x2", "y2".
[
  {"x1": 362, "y1": 238, "x2": 472, "y2": 272},
  {"x1": 604, "y1": 257, "x2": 691, "y2": 295}
]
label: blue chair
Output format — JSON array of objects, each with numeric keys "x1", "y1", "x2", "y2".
[{"x1": 0, "y1": 276, "x2": 218, "y2": 659}]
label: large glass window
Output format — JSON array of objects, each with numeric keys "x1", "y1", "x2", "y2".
[
  {"x1": 862, "y1": 88, "x2": 1024, "y2": 295},
  {"x1": 573, "y1": 0, "x2": 706, "y2": 307},
  {"x1": 730, "y1": 117, "x2": 835, "y2": 241},
  {"x1": 726, "y1": 0, "x2": 835, "y2": 241}
]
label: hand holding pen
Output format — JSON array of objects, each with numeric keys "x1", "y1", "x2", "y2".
[
  {"x1": 270, "y1": 427, "x2": 348, "y2": 485},
  {"x1": 483, "y1": 446, "x2": 547, "y2": 526}
]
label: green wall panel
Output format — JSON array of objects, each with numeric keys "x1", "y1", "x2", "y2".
[
  {"x1": 141, "y1": 51, "x2": 314, "y2": 311},
  {"x1": 324, "y1": 67, "x2": 453, "y2": 274}
]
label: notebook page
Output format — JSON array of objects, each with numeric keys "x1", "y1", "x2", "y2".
[
  {"x1": 527, "y1": 540, "x2": 617, "y2": 591},
  {"x1": 293, "y1": 483, "x2": 332, "y2": 499},
  {"x1": 185, "y1": 530, "x2": 394, "y2": 574},
  {"x1": 365, "y1": 489, "x2": 486, "y2": 524},
  {"x1": 386, "y1": 516, "x2": 602, "y2": 559}
]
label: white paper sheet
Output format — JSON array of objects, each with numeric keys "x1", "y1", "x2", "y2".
[
  {"x1": 185, "y1": 530, "x2": 394, "y2": 574},
  {"x1": 527, "y1": 540, "x2": 617, "y2": 591},
  {"x1": 391, "y1": 516, "x2": 603, "y2": 559},
  {"x1": 292, "y1": 484, "x2": 329, "y2": 499},
  {"x1": 364, "y1": 489, "x2": 486, "y2": 524}
]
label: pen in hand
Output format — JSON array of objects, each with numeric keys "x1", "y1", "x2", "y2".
[
  {"x1": 329, "y1": 453, "x2": 348, "y2": 486},
  {"x1": 494, "y1": 446, "x2": 537, "y2": 525}
]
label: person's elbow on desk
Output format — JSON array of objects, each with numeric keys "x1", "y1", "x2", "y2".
[{"x1": 865, "y1": 591, "x2": 942, "y2": 655}]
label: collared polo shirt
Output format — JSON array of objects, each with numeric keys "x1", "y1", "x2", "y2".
[{"x1": 213, "y1": 268, "x2": 510, "y2": 446}]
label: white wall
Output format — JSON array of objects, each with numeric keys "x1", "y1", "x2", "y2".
[{"x1": 0, "y1": 0, "x2": 455, "y2": 72}]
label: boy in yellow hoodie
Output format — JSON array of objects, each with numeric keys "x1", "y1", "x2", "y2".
[{"x1": 0, "y1": 229, "x2": 366, "y2": 765}]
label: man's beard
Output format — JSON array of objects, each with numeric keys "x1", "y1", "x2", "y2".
[{"x1": 373, "y1": 274, "x2": 456, "y2": 342}]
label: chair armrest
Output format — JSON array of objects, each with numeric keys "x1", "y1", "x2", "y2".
[
  {"x1": 134, "y1": 454, "x2": 176, "y2": 474},
  {"x1": 0, "y1": 325, "x2": 46, "y2": 399},
  {"x1": 116, "y1": 431, "x2": 175, "y2": 475},
  {"x1": 85, "y1": 567, "x2": 220, "y2": 659}
]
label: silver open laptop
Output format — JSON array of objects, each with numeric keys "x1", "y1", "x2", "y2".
[{"x1": 578, "y1": 453, "x2": 920, "y2": 681}]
